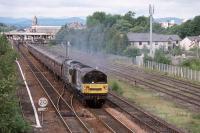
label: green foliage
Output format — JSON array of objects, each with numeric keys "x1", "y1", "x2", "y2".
[
  {"x1": 181, "y1": 58, "x2": 200, "y2": 71},
  {"x1": 143, "y1": 53, "x2": 153, "y2": 63},
  {"x1": 0, "y1": 35, "x2": 29, "y2": 132},
  {"x1": 56, "y1": 11, "x2": 166, "y2": 55},
  {"x1": 154, "y1": 50, "x2": 171, "y2": 64},
  {"x1": 123, "y1": 11, "x2": 135, "y2": 25},
  {"x1": 87, "y1": 12, "x2": 106, "y2": 27},
  {"x1": 168, "y1": 16, "x2": 200, "y2": 38},
  {"x1": 130, "y1": 25, "x2": 146, "y2": 32},
  {"x1": 124, "y1": 46, "x2": 141, "y2": 57},
  {"x1": 171, "y1": 46, "x2": 182, "y2": 56},
  {"x1": 111, "y1": 81, "x2": 123, "y2": 94}
]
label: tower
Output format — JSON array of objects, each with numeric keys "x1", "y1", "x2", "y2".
[{"x1": 32, "y1": 16, "x2": 38, "y2": 26}]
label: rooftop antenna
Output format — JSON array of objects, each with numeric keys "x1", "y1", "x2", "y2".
[{"x1": 149, "y1": 4, "x2": 155, "y2": 57}]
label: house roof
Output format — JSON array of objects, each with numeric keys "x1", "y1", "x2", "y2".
[
  {"x1": 127, "y1": 32, "x2": 181, "y2": 42},
  {"x1": 187, "y1": 36, "x2": 200, "y2": 41},
  {"x1": 30, "y1": 25, "x2": 61, "y2": 34}
]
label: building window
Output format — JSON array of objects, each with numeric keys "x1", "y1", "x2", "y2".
[
  {"x1": 176, "y1": 41, "x2": 178, "y2": 44},
  {"x1": 155, "y1": 42, "x2": 158, "y2": 45},
  {"x1": 139, "y1": 42, "x2": 142, "y2": 45}
]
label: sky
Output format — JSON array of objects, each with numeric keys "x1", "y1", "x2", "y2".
[{"x1": 0, "y1": 0, "x2": 199, "y2": 19}]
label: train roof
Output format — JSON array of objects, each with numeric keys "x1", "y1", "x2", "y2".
[
  {"x1": 28, "y1": 44, "x2": 65, "y2": 64},
  {"x1": 80, "y1": 67, "x2": 106, "y2": 77},
  {"x1": 28, "y1": 44, "x2": 106, "y2": 77}
]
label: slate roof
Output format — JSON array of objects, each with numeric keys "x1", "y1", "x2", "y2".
[
  {"x1": 127, "y1": 32, "x2": 181, "y2": 42},
  {"x1": 187, "y1": 36, "x2": 200, "y2": 41}
]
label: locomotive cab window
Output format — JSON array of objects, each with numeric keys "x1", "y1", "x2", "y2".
[{"x1": 83, "y1": 71, "x2": 107, "y2": 84}]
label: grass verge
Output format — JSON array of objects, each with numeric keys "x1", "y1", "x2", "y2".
[{"x1": 108, "y1": 76, "x2": 200, "y2": 133}]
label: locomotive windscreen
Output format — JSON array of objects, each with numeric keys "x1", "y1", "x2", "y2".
[{"x1": 83, "y1": 71, "x2": 107, "y2": 84}]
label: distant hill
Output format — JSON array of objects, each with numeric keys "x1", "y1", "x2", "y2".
[
  {"x1": 155, "y1": 17, "x2": 184, "y2": 25},
  {"x1": 0, "y1": 17, "x2": 86, "y2": 28}
]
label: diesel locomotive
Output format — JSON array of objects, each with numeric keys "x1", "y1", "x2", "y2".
[{"x1": 27, "y1": 44, "x2": 108, "y2": 106}]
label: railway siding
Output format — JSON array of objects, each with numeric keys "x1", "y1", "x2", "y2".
[{"x1": 107, "y1": 93, "x2": 184, "y2": 133}]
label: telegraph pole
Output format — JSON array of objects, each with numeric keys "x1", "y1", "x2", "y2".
[
  {"x1": 149, "y1": 4, "x2": 154, "y2": 57},
  {"x1": 66, "y1": 41, "x2": 70, "y2": 59}
]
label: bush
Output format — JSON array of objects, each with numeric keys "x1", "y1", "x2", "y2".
[
  {"x1": 123, "y1": 47, "x2": 141, "y2": 57},
  {"x1": 154, "y1": 50, "x2": 171, "y2": 64},
  {"x1": 0, "y1": 35, "x2": 29, "y2": 132},
  {"x1": 111, "y1": 81, "x2": 123, "y2": 94},
  {"x1": 143, "y1": 53, "x2": 153, "y2": 63},
  {"x1": 181, "y1": 58, "x2": 200, "y2": 71}
]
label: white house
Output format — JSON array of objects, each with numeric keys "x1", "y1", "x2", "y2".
[
  {"x1": 127, "y1": 32, "x2": 181, "y2": 51},
  {"x1": 180, "y1": 36, "x2": 200, "y2": 50}
]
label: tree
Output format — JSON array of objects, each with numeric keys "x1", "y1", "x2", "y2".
[
  {"x1": 86, "y1": 12, "x2": 106, "y2": 27},
  {"x1": 123, "y1": 11, "x2": 135, "y2": 25},
  {"x1": 168, "y1": 16, "x2": 200, "y2": 38},
  {"x1": 154, "y1": 49, "x2": 171, "y2": 64},
  {"x1": 124, "y1": 46, "x2": 141, "y2": 57},
  {"x1": 0, "y1": 35, "x2": 29, "y2": 132},
  {"x1": 114, "y1": 19, "x2": 133, "y2": 32}
]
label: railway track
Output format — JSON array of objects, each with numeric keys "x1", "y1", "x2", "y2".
[
  {"x1": 105, "y1": 66, "x2": 200, "y2": 108},
  {"x1": 109, "y1": 64, "x2": 200, "y2": 99},
  {"x1": 89, "y1": 108, "x2": 134, "y2": 133},
  {"x1": 108, "y1": 63, "x2": 200, "y2": 101},
  {"x1": 115, "y1": 63, "x2": 200, "y2": 92},
  {"x1": 19, "y1": 44, "x2": 139, "y2": 133},
  {"x1": 28, "y1": 45, "x2": 187, "y2": 132},
  {"x1": 19, "y1": 47, "x2": 91, "y2": 133},
  {"x1": 42, "y1": 46, "x2": 200, "y2": 109},
  {"x1": 107, "y1": 92, "x2": 184, "y2": 133}
]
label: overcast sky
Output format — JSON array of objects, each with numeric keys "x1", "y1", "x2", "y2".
[{"x1": 0, "y1": 0, "x2": 199, "y2": 19}]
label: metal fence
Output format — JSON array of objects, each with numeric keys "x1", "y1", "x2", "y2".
[{"x1": 142, "y1": 61, "x2": 200, "y2": 82}]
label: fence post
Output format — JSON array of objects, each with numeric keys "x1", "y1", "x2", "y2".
[
  {"x1": 150, "y1": 61, "x2": 152, "y2": 70},
  {"x1": 195, "y1": 70, "x2": 197, "y2": 81},
  {"x1": 177, "y1": 67, "x2": 180, "y2": 77},
  {"x1": 199, "y1": 71, "x2": 200, "y2": 82},
  {"x1": 168, "y1": 64, "x2": 170, "y2": 74}
]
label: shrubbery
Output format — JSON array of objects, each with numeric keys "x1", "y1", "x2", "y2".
[
  {"x1": 181, "y1": 58, "x2": 200, "y2": 71},
  {"x1": 0, "y1": 35, "x2": 29, "y2": 132},
  {"x1": 154, "y1": 50, "x2": 171, "y2": 64},
  {"x1": 111, "y1": 81, "x2": 123, "y2": 94}
]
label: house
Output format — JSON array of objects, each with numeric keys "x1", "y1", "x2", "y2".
[
  {"x1": 160, "y1": 20, "x2": 176, "y2": 28},
  {"x1": 127, "y1": 32, "x2": 181, "y2": 51},
  {"x1": 29, "y1": 16, "x2": 61, "y2": 34},
  {"x1": 180, "y1": 36, "x2": 200, "y2": 50}
]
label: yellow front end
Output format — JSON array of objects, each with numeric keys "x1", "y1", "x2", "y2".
[{"x1": 82, "y1": 84, "x2": 108, "y2": 94}]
